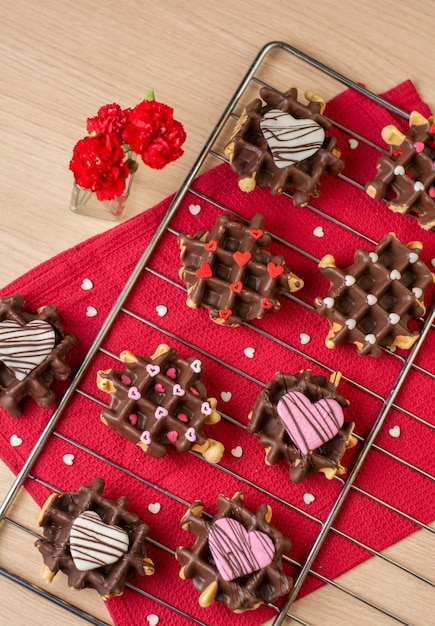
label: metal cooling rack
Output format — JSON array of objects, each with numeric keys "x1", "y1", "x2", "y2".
[{"x1": 1, "y1": 41, "x2": 434, "y2": 626}]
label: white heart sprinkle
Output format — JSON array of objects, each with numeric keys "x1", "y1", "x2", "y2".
[
  {"x1": 62, "y1": 453, "x2": 75, "y2": 466},
  {"x1": 389, "y1": 425, "x2": 401, "y2": 438},
  {"x1": 244, "y1": 347, "x2": 255, "y2": 359},
  {"x1": 386, "y1": 345, "x2": 397, "y2": 353},
  {"x1": 299, "y1": 333, "x2": 310, "y2": 345},
  {"x1": 365, "y1": 334, "x2": 376, "y2": 345},
  {"x1": 369, "y1": 252, "x2": 379, "y2": 263},
  {"x1": 323, "y1": 297, "x2": 335, "y2": 309},
  {"x1": 231, "y1": 446, "x2": 243, "y2": 458},
  {"x1": 388, "y1": 313, "x2": 400, "y2": 325},
  {"x1": 344, "y1": 275, "x2": 356, "y2": 286},
  {"x1": 81, "y1": 278, "x2": 93, "y2": 291},
  {"x1": 345, "y1": 319, "x2": 356, "y2": 330},
  {"x1": 408, "y1": 252, "x2": 418, "y2": 264},
  {"x1": 348, "y1": 138, "x2": 359, "y2": 149},
  {"x1": 412, "y1": 287, "x2": 423, "y2": 299},
  {"x1": 86, "y1": 306, "x2": 98, "y2": 317},
  {"x1": 367, "y1": 294, "x2": 378, "y2": 305},
  {"x1": 10, "y1": 434, "x2": 22, "y2": 447},
  {"x1": 189, "y1": 204, "x2": 201, "y2": 216},
  {"x1": 220, "y1": 391, "x2": 232, "y2": 402},
  {"x1": 148, "y1": 502, "x2": 161, "y2": 515},
  {"x1": 147, "y1": 615, "x2": 159, "y2": 626},
  {"x1": 155, "y1": 305, "x2": 167, "y2": 317},
  {"x1": 414, "y1": 181, "x2": 425, "y2": 192},
  {"x1": 313, "y1": 226, "x2": 324, "y2": 238},
  {"x1": 390, "y1": 269, "x2": 401, "y2": 280},
  {"x1": 394, "y1": 165, "x2": 405, "y2": 176},
  {"x1": 303, "y1": 493, "x2": 315, "y2": 505}
]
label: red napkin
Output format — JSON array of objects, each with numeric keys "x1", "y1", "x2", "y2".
[{"x1": 1, "y1": 80, "x2": 434, "y2": 626}]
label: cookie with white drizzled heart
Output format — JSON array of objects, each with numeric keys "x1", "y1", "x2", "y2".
[
  {"x1": 97, "y1": 343, "x2": 224, "y2": 463},
  {"x1": 224, "y1": 86, "x2": 344, "y2": 207},
  {"x1": 176, "y1": 492, "x2": 293, "y2": 612},
  {"x1": 35, "y1": 478, "x2": 154, "y2": 599},
  {"x1": 248, "y1": 369, "x2": 357, "y2": 483},
  {"x1": 0, "y1": 294, "x2": 76, "y2": 416}
]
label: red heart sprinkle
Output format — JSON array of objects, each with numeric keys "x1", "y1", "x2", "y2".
[
  {"x1": 261, "y1": 298, "x2": 273, "y2": 310},
  {"x1": 267, "y1": 262, "x2": 284, "y2": 279},
  {"x1": 121, "y1": 375, "x2": 132, "y2": 385},
  {"x1": 128, "y1": 414, "x2": 138, "y2": 426},
  {"x1": 195, "y1": 262, "x2": 212, "y2": 278},
  {"x1": 233, "y1": 251, "x2": 251, "y2": 267},
  {"x1": 405, "y1": 169, "x2": 414, "y2": 178},
  {"x1": 166, "y1": 367, "x2": 177, "y2": 379},
  {"x1": 189, "y1": 386, "x2": 200, "y2": 396},
  {"x1": 249, "y1": 228, "x2": 264, "y2": 240},
  {"x1": 177, "y1": 413, "x2": 189, "y2": 423},
  {"x1": 392, "y1": 149, "x2": 403, "y2": 156},
  {"x1": 430, "y1": 123, "x2": 435, "y2": 134},
  {"x1": 230, "y1": 280, "x2": 243, "y2": 294},
  {"x1": 219, "y1": 309, "x2": 232, "y2": 320},
  {"x1": 204, "y1": 239, "x2": 218, "y2": 252}
]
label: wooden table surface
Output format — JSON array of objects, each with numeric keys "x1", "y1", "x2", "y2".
[{"x1": 1, "y1": 1, "x2": 434, "y2": 624}]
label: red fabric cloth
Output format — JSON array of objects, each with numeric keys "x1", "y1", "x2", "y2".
[{"x1": 1, "y1": 80, "x2": 434, "y2": 626}]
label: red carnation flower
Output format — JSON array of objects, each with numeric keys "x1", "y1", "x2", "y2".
[
  {"x1": 122, "y1": 100, "x2": 186, "y2": 169},
  {"x1": 86, "y1": 103, "x2": 130, "y2": 143},
  {"x1": 69, "y1": 133, "x2": 129, "y2": 201}
]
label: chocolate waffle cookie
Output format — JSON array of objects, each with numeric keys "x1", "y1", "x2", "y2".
[
  {"x1": 176, "y1": 492, "x2": 293, "y2": 612},
  {"x1": 35, "y1": 478, "x2": 154, "y2": 599},
  {"x1": 224, "y1": 86, "x2": 344, "y2": 207},
  {"x1": 247, "y1": 369, "x2": 356, "y2": 484},
  {"x1": 366, "y1": 111, "x2": 435, "y2": 230},
  {"x1": 178, "y1": 213, "x2": 303, "y2": 326},
  {"x1": 315, "y1": 233, "x2": 435, "y2": 356},
  {"x1": 0, "y1": 294, "x2": 76, "y2": 417},
  {"x1": 97, "y1": 343, "x2": 224, "y2": 463}
]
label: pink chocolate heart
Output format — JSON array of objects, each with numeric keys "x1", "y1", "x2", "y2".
[
  {"x1": 208, "y1": 517, "x2": 275, "y2": 581},
  {"x1": 276, "y1": 391, "x2": 344, "y2": 455}
]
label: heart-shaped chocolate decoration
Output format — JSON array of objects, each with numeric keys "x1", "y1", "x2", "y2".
[
  {"x1": 208, "y1": 517, "x2": 275, "y2": 581},
  {"x1": 69, "y1": 510, "x2": 129, "y2": 571},
  {"x1": 0, "y1": 319, "x2": 56, "y2": 381},
  {"x1": 276, "y1": 391, "x2": 344, "y2": 455},
  {"x1": 260, "y1": 109, "x2": 325, "y2": 168}
]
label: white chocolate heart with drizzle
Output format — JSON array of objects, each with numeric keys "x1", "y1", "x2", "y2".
[
  {"x1": 70, "y1": 510, "x2": 129, "y2": 571},
  {"x1": 0, "y1": 319, "x2": 56, "y2": 381},
  {"x1": 260, "y1": 109, "x2": 325, "y2": 167}
]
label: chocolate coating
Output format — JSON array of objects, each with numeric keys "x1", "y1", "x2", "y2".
[
  {"x1": 247, "y1": 370, "x2": 355, "y2": 484},
  {"x1": 176, "y1": 492, "x2": 293, "y2": 612},
  {"x1": 35, "y1": 478, "x2": 154, "y2": 599},
  {"x1": 225, "y1": 86, "x2": 344, "y2": 207},
  {"x1": 0, "y1": 294, "x2": 76, "y2": 416}
]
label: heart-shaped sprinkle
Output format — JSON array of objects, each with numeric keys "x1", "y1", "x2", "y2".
[
  {"x1": 128, "y1": 386, "x2": 141, "y2": 400},
  {"x1": 389, "y1": 425, "x2": 401, "y2": 438},
  {"x1": 392, "y1": 148, "x2": 403, "y2": 156},
  {"x1": 267, "y1": 262, "x2": 284, "y2": 279},
  {"x1": 260, "y1": 109, "x2": 325, "y2": 167},
  {"x1": 190, "y1": 359, "x2": 202, "y2": 373},
  {"x1": 140, "y1": 431, "x2": 151, "y2": 445},
  {"x1": 173, "y1": 384, "x2": 185, "y2": 396},
  {"x1": 9, "y1": 434, "x2": 22, "y2": 447},
  {"x1": 414, "y1": 141, "x2": 425, "y2": 153},
  {"x1": 303, "y1": 493, "x2": 315, "y2": 505},
  {"x1": 394, "y1": 165, "x2": 405, "y2": 176},
  {"x1": 86, "y1": 306, "x2": 98, "y2": 317},
  {"x1": 201, "y1": 401, "x2": 212, "y2": 415},
  {"x1": 219, "y1": 309, "x2": 232, "y2": 321},
  {"x1": 81, "y1": 278, "x2": 94, "y2": 290},
  {"x1": 177, "y1": 413, "x2": 189, "y2": 423},
  {"x1": 345, "y1": 319, "x2": 356, "y2": 330},
  {"x1": 204, "y1": 239, "x2": 218, "y2": 252},
  {"x1": 414, "y1": 181, "x2": 425, "y2": 192},
  {"x1": 249, "y1": 228, "x2": 264, "y2": 240},
  {"x1": 128, "y1": 414, "x2": 138, "y2": 426},
  {"x1": 155, "y1": 407, "x2": 168, "y2": 420},
  {"x1": 261, "y1": 298, "x2": 273, "y2": 310},
  {"x1": 155, "y1": 305, "x2": 168, "y2": 317},
  {"x1": 244, "y1": 347, "x2": 255, "y2": 359},
  {"x1": 388, "y1": 313, "x2": 400, "y2": 325},
  {"x1": 365, "y1": 334, "x2": 377, "y2": 345},
  {"x1": 432, "y1": 258, "x2": 435, "y2": 268},
  {"x1": 277, "y1": 391, "x2": 344, "y2": 455},
  {"x1": 412, "y1": 287, "x2": 423, "y2": 299},
  {"x1": 195, "y1": 261, "x2": 212, "y2": 278},
  {"x1": 147, "y1": 614, "x2": 159, "y2": 626},
  {"x1": 221, "y1": 391, "x2": 232, "y2": 402},
  {"x1": 167, "y1": 430, "x2": 179, "y2": 442},
  {"x1": 154, "y1": 383, "x2": 165, "y2": 393},
  {"x1": 189, "y1": 204, "x2": 201, "y2": 215},
  {"x1": 367, "y1": 294, "x2": 378, "y2": 305},
  {"x1": 231, "y1": 445, "x2": 243, "y2": 458},
  {"x1": 429, "y1": 187, "x2": 435, "y2": 198},
  {"x1": 70, "y1": 510, "x2": 129, "y2": 571},
  {"x1": 121, "y1": 375, "x2": 132, "y2": 385},
  {"x1": 233, "y1": 251, "x2": 251, "y2": 267},
  {"x1": 62, "y1": 453, "x2": 75, "y2": 466},
  {"x1": 390, "y1": 269, "x2": 401, "y2": 280},
  {"x1": 313, "y1": 226, "x2": 324, "y2": 238},
  {"x1": 369, "y1": 252, "x2": 379, "y2": 263},
  {"x1": 344, "y1": 275, "x2": 356, "y2": 286},
  {"x1": 208, "y1": 517, "x2": 275, "y2": 581},
  {"x1": 299, "y1": 333, "x2": 311, "y2": 345},
  {"x1": 189, "y1": 386, "x2": 200, "y2": 396},
  {"x1": 166, "y1": 367, "x2": 177, "y2": 379},
  {"x1": 185, "y1": 427, "x2": 197, "y2": 442},
  {"x1": 0, "y1": 319, "x2": 56, "y2": 381},
  {"x1": 146, "y1": 364, "x2": 160, "y2": 377},
  {"x1": 408, "y1": 252, "x2": 418, "y2": 264},
  {"x1": 148, "y1": 503, "x2": 161, "y2": 515},
  {"x1": 348, "y1": 138, "x2": 359, "y2": 149},
  {"x1": 323, "y1": 297, "x2": 334, "y2": 309},
  {"x1": 230, "y1": 280, "x2": 243, "y2": 294}
]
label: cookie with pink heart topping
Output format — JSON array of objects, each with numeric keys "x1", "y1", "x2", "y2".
[
  {"x1": 176, "y1": 492, "x2": 293, "y2": 612},
  {"x1": 247, "y1": 369, "x2": 357, "y2": 483}
]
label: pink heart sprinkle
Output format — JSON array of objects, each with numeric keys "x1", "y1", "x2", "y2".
[
  {"x1": 121, "y1": 375, "x2": 132, "y2": 385},
  {"x1": 414, "y1": 141, "x2": 425, "y2": 153},
  {"x1": 146, "y1": 364, "x2": 160, "y2": 377},
  {"x1": 201, "y1": 401, "x2": 212, "y2": 415},
  {"x1": 189, "y1": 386, "x2": 199, "y2": 396},
  {"x1": 167, "y1": 430, "x2": 179, "y2": 442},
  {"x1": 128, "y1": 386, "x2": 141, "y2": 400},
  {"x1": 155, "y1": 406, "x2": 168, "y2": 419},
  {"x1": 140, "y1": 430, "x2": 151, "y2": 445},
  {"x1": 128, "y1": 414, "x2": 138, "y2": 426},
  {"x1": 177, "y1": 413, "x2": 189, "y2": 423},
  {"x1": 154, "y1": 383, "x2": 165, "y2": 393},
  {"x1": 166, "y1": 367, "x2": 177, "y2": 379},
  {"x1": 185, "y1": 427, "x2": 196, "y2": 442},
  {"x1": 429, "y1": 186, "x2": 435, "y2": 198}
]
